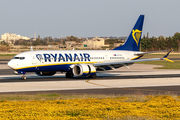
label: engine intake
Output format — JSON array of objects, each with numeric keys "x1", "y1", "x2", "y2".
[
  {"x1": 72, "y1": 64, "x2": 96, "y2": 76},
  {"x1": 35, "y1": 71, "x2": 56, "y2": 76}
]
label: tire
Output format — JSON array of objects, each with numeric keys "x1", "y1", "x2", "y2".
[
  {"x1": 69, "y1": 72, "x2": 74, "y2": 78},
  {"x1": 21, "y1": 76, "x2": 26, "y2": 80},
  {"x1": 65, "y1": 72, "x2": 70, "y2": 78},
  {"x1": 89, "y1": 73, "x2": 97, "y2": 79},
  {"x1": 66, "y1": 72, "x2": 74, "y2": 78}
]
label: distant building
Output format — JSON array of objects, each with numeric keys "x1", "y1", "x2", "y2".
[
  {"x1": 65, "y1": 41, "x2": 76, "y2": 48},
  {"x1": 1, "y1": 33, "x2": 30, "y2": 43},
  {"x1": 83, "y1": 37, "x2": 109, "y2": 48},
  {"x1": 0, "y1": 39, "x2": 3, "y2": 42}
]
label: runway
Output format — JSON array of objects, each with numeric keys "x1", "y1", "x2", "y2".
[{"x1": 0, "y1": 63, "x2": 180, "y2": 95}]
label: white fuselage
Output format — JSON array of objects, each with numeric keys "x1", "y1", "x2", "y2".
[{"x1": 8, "y1": 50, "x2": 139, "y2": 72}]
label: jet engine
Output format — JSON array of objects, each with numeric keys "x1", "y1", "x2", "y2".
[
  {"x1": 35, "y1": 71, "x2": 56, "y2": 76},
  {"x1": 72, "y1": 64, "x2": 96, "y2": 77}
]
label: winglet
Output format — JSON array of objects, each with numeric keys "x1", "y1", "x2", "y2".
[{"x1": 162, "y1": 47, "x2": 174, "y2": 63}]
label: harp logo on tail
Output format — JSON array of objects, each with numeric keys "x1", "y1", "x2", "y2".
[{"x1": 132, "y1": 29, "x2": 142, "y2": 46}]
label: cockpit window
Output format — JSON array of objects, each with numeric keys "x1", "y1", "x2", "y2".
[
  {"x1": 20, "y1": 57, "x2": 25, "y2": 60},
  {"x1": 13, "y1": 57, "x2": 19, "y2": 59},
  {"x1": 13, "y1": 57, "x2": 25, "y2": 60}
]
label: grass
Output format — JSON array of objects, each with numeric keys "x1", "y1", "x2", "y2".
[
  {"x1": 0, "y1": 54, "x2": 16, "y2": 59},
  {"x1": 142, "y1": 54, "x2": 180, "y2": 58},
  {"x1": 0, "y1": 93, "x2": 122, "y2": 101},
  {"x1": 0, "y1": 56, "x2": 14, "y2": 59},
  {"x1": 136, "y1": 54, "x2": 179, "y2": 69},
  {"x1": 136, "y1": 60, "x2": 180, "y2": 69},
  {"x1": 0, "y1": 54, "x2": 17, "y2": 56},
  {"x1": 0, "y1": 93, "x2": 178, "y2": 101}
]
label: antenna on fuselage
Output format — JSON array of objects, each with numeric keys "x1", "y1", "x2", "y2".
[
  {"x1": 30, "y1": 32, "x2": 35, "y2": 51},
  {"x1": 31, "y1": 46, "x2": 33, "y2": 51}
]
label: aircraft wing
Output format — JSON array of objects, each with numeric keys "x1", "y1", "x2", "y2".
[
  {"x1": 94, "y1": 58, "x2": 161, "y2": 67},
  {"x1": 94, "y1": 47, "x2": 174, "y2": 69}
]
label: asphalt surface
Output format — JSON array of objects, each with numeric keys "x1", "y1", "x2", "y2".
[
  {"x1": 0, "y1": 62, "x2": 180, "y2": 95},
  {"x1": 1, "y1": 69, "x2": 180, "y2": 81},
  {"x1": 0, "y1": 86, "x2": 180, "y2": 95},
  {"x1": 0, "y1": 73, "x2": 180, "y2": 95}
]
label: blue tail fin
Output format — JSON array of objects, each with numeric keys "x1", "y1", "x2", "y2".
[{"x1": 113, "y1": 15, "x2": 144, "y2": 51}]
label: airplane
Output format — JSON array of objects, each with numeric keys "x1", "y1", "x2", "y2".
[{"x1": 7, "y1": 15, "x2": 173, "y2": 80}]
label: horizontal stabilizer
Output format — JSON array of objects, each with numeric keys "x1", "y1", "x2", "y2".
[{"x1": 163, "y1": 58, "x2": 174, "y2": 63}]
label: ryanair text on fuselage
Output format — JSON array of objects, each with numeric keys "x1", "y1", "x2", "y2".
[{"x1": 36, "y1": 53, "x2": 91, "y2": 62}]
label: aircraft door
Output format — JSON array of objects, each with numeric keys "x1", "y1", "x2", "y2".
[
  {"x1": 17, "y1": 60, "x2": 19, "y2": 66},
  {"x1": 105, "y1": 54, "x2": 108, "y2": 60},
  {"x1": 31, "y1": 54, "x2": 37, "y2": 65}
]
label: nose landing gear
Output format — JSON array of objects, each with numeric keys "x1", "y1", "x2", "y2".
[
  {"x1": 14, "y1": 70, "x2": 27, "y2": 80},
  {"x1": 16, "y1": 71, "x2": 27, "y2": 80}
]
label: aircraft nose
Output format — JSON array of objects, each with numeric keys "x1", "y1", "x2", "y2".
[{"x1": 7, "y1": 60, "x2": 16, "y2": 69}]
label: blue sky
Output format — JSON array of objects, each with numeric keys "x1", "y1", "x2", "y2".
[{"x1": 0, "y1": 0, "x2": 179, "y2": 38}]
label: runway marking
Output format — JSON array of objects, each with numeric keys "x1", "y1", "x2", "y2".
[{"x1": 85, "y1": 79, "x2": 114, "y2": 88}]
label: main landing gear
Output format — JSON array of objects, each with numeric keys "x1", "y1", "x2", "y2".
[
  {"x1": 88, "y1": 73, "x2": 97, "y2": 79},
  {"x1": 65, "y1": 71, "x2": 74, "y2": 78},
  {"x1": 65, "y1": 71, "x2": 97, "y2": 79},
  {"x1": 21, "y1": 74, "x2": 26, "y2": 80}
]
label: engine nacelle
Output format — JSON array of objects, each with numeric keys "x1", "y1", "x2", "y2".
[
  {"x1": 35, "y1": 71, "x2": 56, "y2": 76},
  {"x1": 72, "y1": 64, "x2": 96, "y2": 76}
]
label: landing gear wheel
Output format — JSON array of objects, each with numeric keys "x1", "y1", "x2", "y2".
[
  {"x1": 66, "y1": 71, "x2": 74, "y2": 78},
  {"x1": 88, "y1": 73, "x2": 97, "y2": 79},
  {"x1": 21, "y1": 76, "x2": 26, "y2": 80}
]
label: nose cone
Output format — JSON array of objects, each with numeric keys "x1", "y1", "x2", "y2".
[{"x1": 7, "y1": 60, "x2": 16, "y2": 69}]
